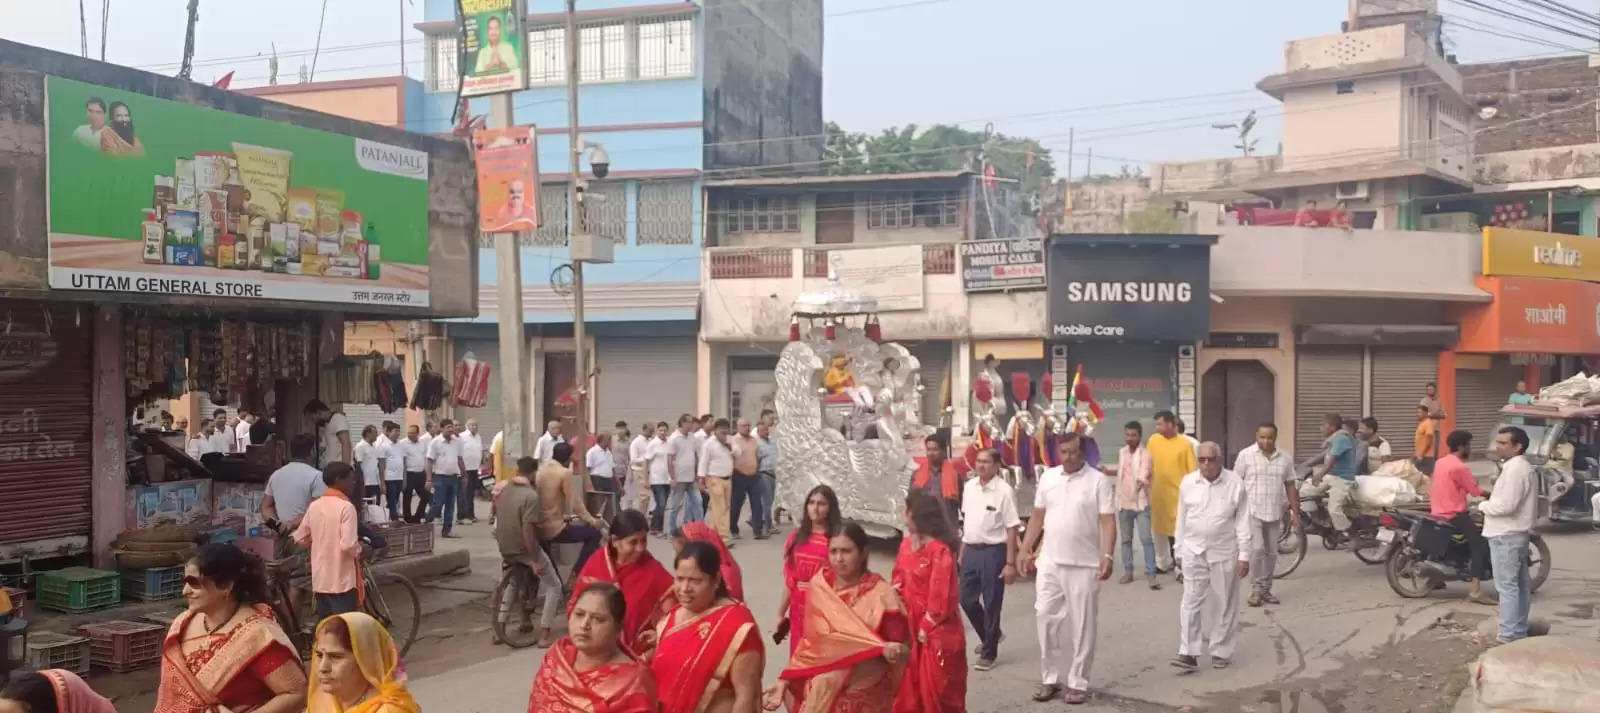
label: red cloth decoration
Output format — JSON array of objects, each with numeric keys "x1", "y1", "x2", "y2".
[
  {"x1": 972, "y1": 378, "x2": 992, "y2": 404},
  {"x1": 789, "y1": 319, "x2": 801, "y2": 342},
  {"x1": 1010, "y1": 371, "x2": 1031, "y2": 405},
  {"x1": 825, "y1": 323, "x2": 836, "y2": 340},
  {"x1": 452, "y1": 358, "x2": 492, "y2": 408},
  {"x1": 865, "y1": 321, "x2": 882, "y2": 342}
]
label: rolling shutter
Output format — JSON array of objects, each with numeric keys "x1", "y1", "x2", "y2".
[
  {"x1": 452, "y1": 340, "x2": 505, "y2": 442},
  {"x1": 0, "y1": 307, "x2": 94, "y2": 548},
  {"x1": 1455, "y1": 356, "x2": 1523, "y2": 458},
  {"x1": 1371, "y1": 349, "x2": 1438, "y2": 458},
  {"x1": 1294, "y1": 347, "x2": 1363, "y2": 458},
  {"x1": 597, "y1": 337, "x2": 696, "y2": 432},
  {"x1": 342, "y1": 403, "x2": 395, "y2": 442},
  {"x1": 910, "y1": 342, "x2": 952, "y2": 426}
]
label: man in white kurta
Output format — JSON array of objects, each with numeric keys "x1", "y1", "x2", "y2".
[
  {"x1": 1173, "y1": 441, "x2": 1253, "y2": 671},
  {"x1": 1019, "y1": 433, "x2": 1117, "y2": 705}
]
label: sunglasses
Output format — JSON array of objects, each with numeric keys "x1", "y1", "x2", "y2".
[{"x1": 183, "y1": 575, "x2": 208, "y2": 588}]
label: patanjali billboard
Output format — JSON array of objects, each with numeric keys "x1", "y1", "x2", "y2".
[
  {"x1": 45, "y1": 76, "x2": 432, "y2": 308},
  {"x1": 959, "y1": 237, "x2": 1046, "y2": 292},
  {"x1": 1047, "y1": 238, "x2": 1213, "y2": 341},
  {"x1": 458, "y1": 0, "x2": 528, "y2": 97}
]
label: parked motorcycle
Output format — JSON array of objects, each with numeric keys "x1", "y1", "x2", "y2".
[{"x1": 1382, "y1": 510, "x2": 1551, "y2": 598}]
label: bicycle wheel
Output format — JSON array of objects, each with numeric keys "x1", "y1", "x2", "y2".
[
  {"x1": 491, "y1": 568, "x2": 543, "y2": 649},
  {"x1": 365, "y1": 572, "x2": 422, "y2": 657},
  {"x1": 1274, "y1": 515, "x2": 1307, "y2": 579}
]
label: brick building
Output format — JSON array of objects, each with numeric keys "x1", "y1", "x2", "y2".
[{"x1": 1461, "y1": 56, "x2": 1600, "y2": 154}]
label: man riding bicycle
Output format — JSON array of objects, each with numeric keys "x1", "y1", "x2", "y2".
[{"x1": 494, "y1": 456, "x2": 564, "y2": 647}]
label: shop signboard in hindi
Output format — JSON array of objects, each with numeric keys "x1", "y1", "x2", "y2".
[
  {"x1": 959, "y1": 237, "x2": 1046, "y2": 292},
  {"x1": 474, "y1": 126, "x2": 540, "y2": 233},
  {"x1": 45, "y1": 76, "x2": 431, "y2": 308},
  {"x1": 458, "y1": 0, "x2": 528, "y2": 97}
]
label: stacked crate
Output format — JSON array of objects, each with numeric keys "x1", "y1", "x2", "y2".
[
  {"x1": 25, "y1": 632, "x2": 91, "y2": 674},
  {"x1": 35, "y1": 568, "x2": 120, "y2": 613},
  {"x1": 79, "y1": 620, "x2": 164, "y2": 672},
  {"x1": 121, "y1": 565, "x2": 185, "y2": 602}
]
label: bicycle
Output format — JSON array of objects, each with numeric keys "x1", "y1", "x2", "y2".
[
  {"x1": 490, "y1": 558, "x2": 560, "y2": 649},
  {"x1": 266, "y1": 546, "x2": 421, "y2": 659}
]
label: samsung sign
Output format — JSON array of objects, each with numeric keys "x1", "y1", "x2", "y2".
[{"x1": 1047, "y1": 237, "x2": 1214, "y2": 341}]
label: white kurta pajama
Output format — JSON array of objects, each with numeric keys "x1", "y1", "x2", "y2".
[
  {"x1": 1033, "y1": 463, "x2": 1117, "y2": 691},
  {"x1": 1173, "y1": 468, "x2": 1253, "y2": 662}
]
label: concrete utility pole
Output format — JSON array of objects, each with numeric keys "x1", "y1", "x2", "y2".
[
  {"x1": 566, "y1": 0, "x2": 589, "y2": 478},
  {"x1": 491, "y1": 91, "x2": 528, "y2": 463}
]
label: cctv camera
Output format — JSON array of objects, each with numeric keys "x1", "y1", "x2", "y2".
[{"x1": 589, "y1": 145, "x2": 610, "y2": 179}]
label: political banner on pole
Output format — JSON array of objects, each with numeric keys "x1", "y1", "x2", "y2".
[
  {"x1": 474, "y1": 126, "x2": 540, "y2": 233},
  {"x1": 458, "y1": 0, "x2": 528, "y2": 97}
]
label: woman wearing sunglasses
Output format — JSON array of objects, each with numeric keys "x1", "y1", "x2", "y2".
[{"x1": 153, "y1": 543, "x2": 307, "y2": 713}]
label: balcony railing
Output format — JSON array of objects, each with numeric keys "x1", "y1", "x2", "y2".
[
  {"x1": 708, "y1": 248, "x2": 792, "y2": 279},
  {"x1": 797, "y1": 244, "x2": 956, "y2": 278}
]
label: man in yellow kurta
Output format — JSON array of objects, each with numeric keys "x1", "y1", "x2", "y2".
[{"x1": 1147, "y1": 410, "x2": 1196, "y2": 575}]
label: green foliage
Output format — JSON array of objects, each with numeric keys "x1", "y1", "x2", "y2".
[
  {"x1": 822, "y1": 122, "x2": 1056, "y2": 196},
  {"x1": 1123, "y1": 203, "x2": 1183, "y2": 234}
]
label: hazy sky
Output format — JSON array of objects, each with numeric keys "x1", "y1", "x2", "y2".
[{"x1": 1, "y1": 0, "x2": 1592, "y2": 172}]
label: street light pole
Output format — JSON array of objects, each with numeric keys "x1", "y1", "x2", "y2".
[{"x1": 566, "y1": 0, "x2": 589, "y2": 478}]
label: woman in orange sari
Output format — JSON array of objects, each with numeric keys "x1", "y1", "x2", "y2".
[
  {"x1": 777, "y1": 485, "x2": 841, "y2": 653},
  {"x1": 892, "y1": 492, "x2": 967, "y2": 713},
  {"x1": 529, "y1": 583, "x2": 658, "y2": 713},
  {"x1": 153, "y1": 543, "x2": 307, "y2": 713},
  {"x1": 568, "y1": 510, "x2": 676, "y2": 655},
  {"x1": 650, "y1": 542, "x2": 765, "y2": 713},
  {"x1": 764, "y1": 523, "x2": 910, "y2": 713},
  {"x1": 675, "y1": 521, "x2": 744, "y2": 601},
  {"x1": 1, "y1": 669, "x2": 116, "y2": 713}
]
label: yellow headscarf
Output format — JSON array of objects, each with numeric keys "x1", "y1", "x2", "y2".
[{"x1": 307, "y1": 612, "x2": 421, "y2": 713}]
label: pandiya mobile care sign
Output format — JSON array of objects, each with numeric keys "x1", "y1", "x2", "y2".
[{"x1": 45, "y1": 76, "x2": 431, "y2": 308}]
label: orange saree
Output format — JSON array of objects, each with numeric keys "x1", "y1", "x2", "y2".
[
  {"x1": 152, "y1": 604, "x2": 304, "y2": 713},
  {"x1": 568, "y1": 547, "x2": 676, "y2": 656},
  {"x1": 527, "y1": 638, "x2": 658, "y2": 713},
  {"x1": 650, "y1": 601, "x2": 763, "y2": 713},
  {"x1": 778, "y1": 571, "x2": 909, "y2": 713}
]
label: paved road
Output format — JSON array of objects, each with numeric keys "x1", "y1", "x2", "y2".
[{"x1": 400, "y1": 517, "x2": 1600, "y2": 712}]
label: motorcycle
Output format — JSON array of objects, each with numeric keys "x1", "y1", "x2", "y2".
[{"x1": 1382, "y1": 510, "x2": 1552, "y2": 598}]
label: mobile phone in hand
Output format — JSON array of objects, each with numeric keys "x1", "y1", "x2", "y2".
[{"x1": 772, "y1": 617, "x2": 790, "y2": 644}]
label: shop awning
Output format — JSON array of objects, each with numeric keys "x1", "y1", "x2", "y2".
[{"x1": 1297, "y1": 323, "x2": 1458, "y2": 347}]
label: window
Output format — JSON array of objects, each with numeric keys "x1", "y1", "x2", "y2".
[
  {"x1": 427, "y1": 34, "x2": 459, "y2": 92},
  {"x1": 583, "y1": 182, "x2": 627, "y2": 240},
  {"x1": 639, "y1": 180, "x2": 695, "y2": 245},
  {"x1": 724, "y1": 196, "x2": 800, "y2": 233},
  {"x1": 915, "y1": 190, "x2": 962, "y2": 227},
  {"x1": 1335, "y1": 80, "x2": 1355, "y2": 94},
  {"x1": 867, "y1": 192, "x2": 915, "y2": 229},
  {"x1": 580, "y1": 22, "x2": 628, "y2": 82},
  {"x1": 527, "y1": 184, "x2": 570, "y2": 246},
  {"x1": 529, "y1": 27, "x2": 565, "y2": 85},
  {"x1": 639, "y1": 16, "x2": 694, "y2": 78}
]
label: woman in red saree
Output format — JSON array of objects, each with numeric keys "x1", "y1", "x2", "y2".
[
  {"x1": 0, "y1": 669, "x2": 116, "y2": 713},
  {"x1": 650, "y1": 542, "x2": 765, "y2": 713},
  {"x1": 764, "y1": 523, "x2": 910, "y2": 713},
  {"x1": 892, "y1": 492, "x2": 967, "y2": 713},
  {"x1": 153, "y1": 543, "x2": 307, "y2": 713},
  {"x1": 529, "y1": 583, "x2": 659, "y2": 713},
  {"x1": 777, "y1": 485, "x2": 841, "y2": 653},
  {"x1": 675, "y1": 521, "x2": 744, "y2": 601},
  {"x1": 568, "y1": 510, "x2": 676, "y2": 656}
]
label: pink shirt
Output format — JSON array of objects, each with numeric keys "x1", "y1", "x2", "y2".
[
  {"x1": 292, "y1": 495, "x2": 362, "y2": 594},
  {"x1": 1428, "y1": 454, "x2": 1483, "y2": 518},
  {"x1": 1116, "y1": 445, "x2": 1153, "y2": 511}
]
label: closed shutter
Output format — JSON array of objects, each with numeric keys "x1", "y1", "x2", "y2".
[
  {"x1": 197, "y1": 394, "x2": 237, "y2": 429},
  {"x1": 453, "y1": 340, "x2": 505, "y2": 442},
  {"x1": 0, "y1": 307, "x2": 94, "y2": 547},
  {"x1": 597, "y1": 337, "x2": 696, "y2": 431},
  {"x1": 1294, "y1": 347, "x2": 1363, "y2": 458},
  {"x1": 1371, "y1": 349, "x2": 1438, "y2": 458},
  {"x1": 342, "y1": 403, "x2": 393, "y2": 442},
  {"x1": 1455, "y1": 356, "x2": 1523, "y2": 457},
  {"x1": 909, "y1": 342, "x2": 951, "y2": 426}
]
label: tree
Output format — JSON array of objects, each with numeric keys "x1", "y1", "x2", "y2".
[
  {"x1": 1124, "y1": 203, "x2": 1183, "y2": 234},
  {"x1": 821, "y1": 122, "x2": 865, "y2": 176},
  {"x1": 824, "y1": 122, "x2": 1056, "y2": 197}
]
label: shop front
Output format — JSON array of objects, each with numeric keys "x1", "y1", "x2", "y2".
[{"x1": 1045, "y1": 234, "x2": 1215, "y2": 465}]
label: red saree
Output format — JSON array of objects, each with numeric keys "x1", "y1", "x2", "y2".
[
  {"x1": 568, "y1": 547, "x2": 676, "y2": 656},
  {"x1": 650, "y1": 601, "x2": 763, "y2": 713},
  {"x1": 680, "y1": 521, "x2": 744, "y2": 601},
  {"x1": 891, "y1": 538, "x2": 967, "y2": 713},
  {"x1": 778, "y1": 571, "x2": 909, "y2": 713},
  {"x1": 782, "y1": 530, "x2": 833, "y2": 654},
  {"x1": 152, "y1": 604, "x2": 305, "y2": 713},
  {"x1": 527, "y1": 638, "x2": 658, "y2": 713}
]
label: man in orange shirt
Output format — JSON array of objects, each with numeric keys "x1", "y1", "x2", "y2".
[
  {"x1": 293, "y1": 462, "x2": 366, "y2": 618},
  {"x1": 913, "y1": 434, "x2": 963, "y2": 525},
  {"x1": 1413, "y1": 405, "x2": 1439, "y2": 474}
]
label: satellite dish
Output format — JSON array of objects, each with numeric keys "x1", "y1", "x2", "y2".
[{"x1": 1478, "y1": 106, "x2": 1499, "y2": 120}]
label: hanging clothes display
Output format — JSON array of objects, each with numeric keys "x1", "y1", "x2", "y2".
[
  {"x1": 374, "y1": 355, "x2": 408, "y2": 413},
  {"x1": 124, "y1": 314, "x2": 312, "y2": 406},
  {"x1": 411, "y1": 361, "x2": 447, "y2": 411},
  {"x1": 452, "y1": 353, "x2": 491, "y2": 409}
]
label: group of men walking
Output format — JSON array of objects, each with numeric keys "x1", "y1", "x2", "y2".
[{"x1": 618, "y1": 412, "x2": 780, "y2": 542}]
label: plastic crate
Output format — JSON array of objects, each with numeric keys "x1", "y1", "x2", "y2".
[
  {"x1": 139, "y1": 609, "x2": 185, "y2": 629},
  {"x1": 25, "y1": 631, "x2": 91, "y2": 674},
  {"x1": 2, "y1": 586, "x2": 25, "y2": 615},
  {"x1": 121, "y1": 565, "x2": 185, "y2": 602},
  {"x1": 35, "y1": 568, "x2": 120, "y2": 613},
  {"x1": 79, "y1": 620, "x2": 164, "y2": 672}
]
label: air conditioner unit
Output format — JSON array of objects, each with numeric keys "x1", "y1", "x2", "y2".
[{"x1": 1335, "y1": 180, "x2": 1370, "y2": 201}]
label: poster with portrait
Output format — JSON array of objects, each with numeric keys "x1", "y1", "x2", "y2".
[
  {"x1": 459, "y1": 0, "x2": 528, "y2": 97},
  {"x1": 474, "y1": 126, "x2": 540, "y2": 233}
]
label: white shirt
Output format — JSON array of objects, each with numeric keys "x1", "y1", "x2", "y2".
[
  {"x1": 666, "y1": 431, "x2": 699, "y2": 483},
  {"x1": 1365, "y1": 438, "x2": 1392, "y2": 472},
  {"x1": 377, "y1": 435, "x2": 404, "y2": 481},
  {"x1": 534, "y1": 432, "x2": 563, "y2": 464},
  {"x1": 188, "y1": 435, "x2": 219, "y2": 460},
  {"x1": 1234, "y1": 444, "x2": 1295, "y2": 522},
  {"x1": 1174, "y1": 469, "x2": 1253, "y2": 564},
  {"x1": 629, "y1": 434, "x2": 651, "y2": 468},
  {"x1": 698, "y1": 437, "x2": 733, "y2": 479},
  {"x1": 587, "y1": 444, "x2": 615, "y2": 479},
  {"x1": 353, "y1": 439, "x2": 382, "y2": 487},
  {"x1": 1183, "y1": 434, "x2": 1200, "y2": 458},
  {"x1": 427, "y1": 436, "x2": 464, "y2": 476},
  {"x1": 418, "y1": 433, "x2": 435, "y2": 461},
  {"x1": 961, "y1": 475, "x2": 1021, "y2": 545},
  {"x1": 264, "y1": 461, "x2": 327, "y2": 523},
  {"x1": 648, "y1": 438, "x2": 671, "y2": 485},
  {"x1": 320, "y1": 412, "x2": 351, "y2": 468},
  {"x1": 235, "y1": 420, "x2": 253, "y2": 449},
  {"x1": 1034, "y1": 463, "x2": 1116, "y2": 568},
  {"x1": 1482, "y1": 455, "x2": 1539, "y2": 537},
  {"x1": 459, "y1": 431, "x2": 485, "y2": 472},
  {"x1": 397, "y1": 437, "x2": 428, "y2": 472},
  {"x1": 207, "y1": 430, "x2": 233, "y2": 455}
]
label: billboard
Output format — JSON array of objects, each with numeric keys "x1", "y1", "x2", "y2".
[
  {"x1": 1047, "y1": 240, "x2": 1212, "y2": 341},
  {"x1": 474, "y1": 126, "x2": 540, "y2": 233},
  {"x1": 459, "y1": 0, "x2": 528, "y2": 97},
  {"x1": 959, "y1": 237, "x2": 1046, "y2": 292},
  {"x1": 45, "y1": 76, "x2": 432, "y2": 308}
]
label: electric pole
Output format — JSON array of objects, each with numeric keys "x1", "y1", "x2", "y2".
[{"x1": 565, "y1": 0, "x2": 590, "y2": 479}]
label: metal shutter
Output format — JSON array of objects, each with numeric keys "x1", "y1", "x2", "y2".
[
  {"x1": 452, "y1": 340, "x2": 505, "y2": 442},
  {"x1": 596, "y1": 337, "x2": 696, "y2": 431},
  {"x1": 342, "y1": 403, "x2": 394, "y2": 441},
  {"x1": 1371, "y1": 349, "x2": 1438, "y2": 458},
  {"x1": 910, "y1": 342, "x2": 951, "y2": 426},
  {"x1": 0, "y1": 307, "x2": 93, "y2": 547},
  {"x1": 198, "y1": 394, "x2": 237, "y2": 427},
  {"x1": 1455, "y1": 356, "x2": 1523, "y2": 458},
  {"x1": 1294, "y1": 347, "x2": 1364, "y2": 458}
]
